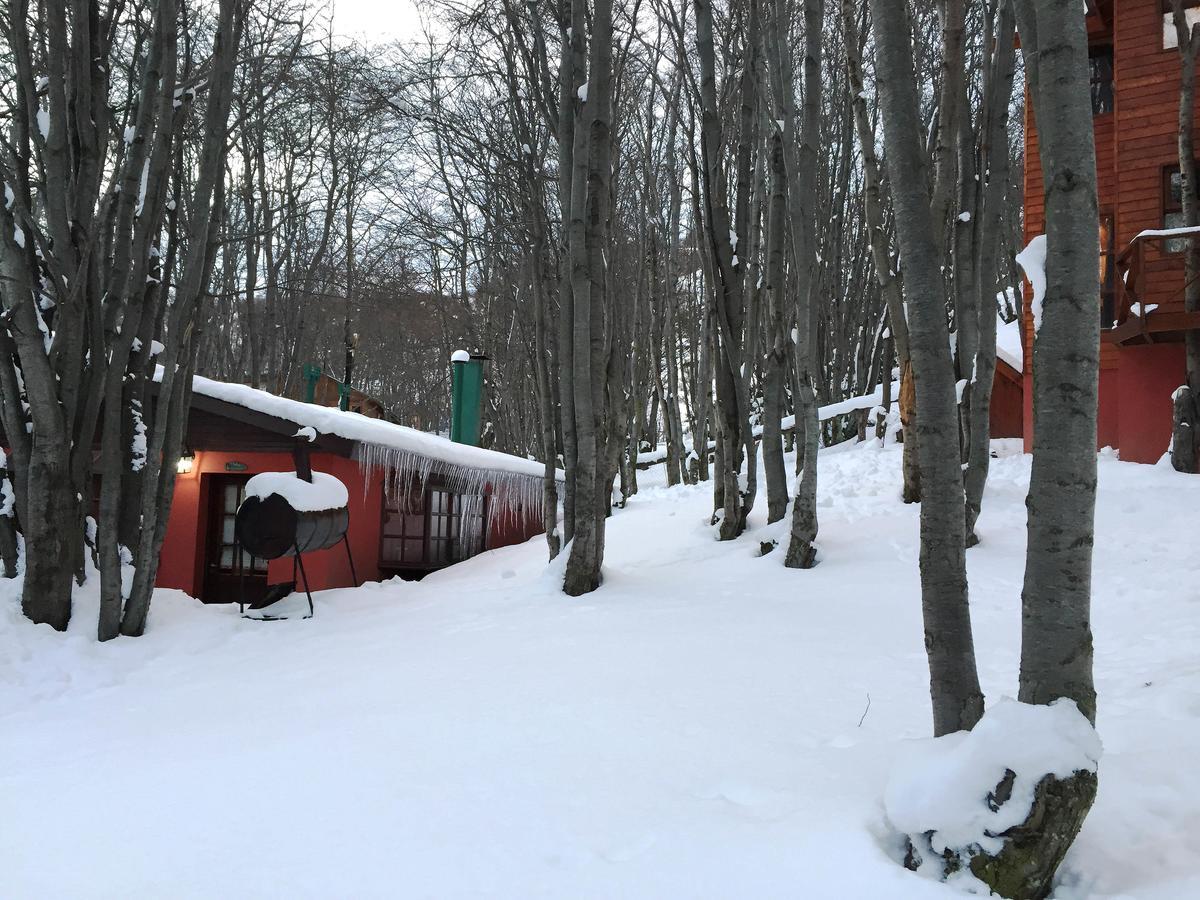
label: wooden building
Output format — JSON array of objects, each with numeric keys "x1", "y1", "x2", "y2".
[
  {"x1": 1023, "y1": 0, "x2": 1200, "y2": 462},
  {"x1": 159, "y1": 375, "x2": 549, "y2": 605}
]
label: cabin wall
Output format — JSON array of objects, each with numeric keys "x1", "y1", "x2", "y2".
[
  {"x1": 1022, "y1": 1, "x2": 1196, "y2": 458},
  {"x1": 990, "y1": 363, "x2": 1025, "y2": 439},
  {"x1": 157, "y1": 448, "x2": 547, "y2": 601},
  {"x1": 158, "y1": 450, "x2": 385, "y2": 601}
]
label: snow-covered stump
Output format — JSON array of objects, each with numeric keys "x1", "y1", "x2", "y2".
[{"x1": 885, "y1": 699, "x2": 1100, "y2": 899}]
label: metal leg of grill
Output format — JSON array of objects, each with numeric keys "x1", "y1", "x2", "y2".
[
  {"x1": 342, "y1": 534, "x2": 358, "y2": 586},
  {"x1": 294, "y1": 545, "x2": 315, "y2": 619}
]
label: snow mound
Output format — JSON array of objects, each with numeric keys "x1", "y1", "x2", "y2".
[
  {"x1": 244, "y1": 471, "x2": 348, "y2": 512},
  {"x1": 885, "y1": 697, "x2": 1100, "y2": 860}
]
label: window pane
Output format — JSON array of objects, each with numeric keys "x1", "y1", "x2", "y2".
[
  {"x1": 403, "y1": 539, "x2": 424, "y2": 562},
  {"x1": 224, "y1": 484, "x2": 239, "y2": 512},
  {"x1": 1088, "y1": 49, "x2": 1113, "y2": 116},
  {"x1": 405, "y1": 513, "x2": 423, "y2": 534},
  {"x1": 1166, "y1": 211, "x2": 1190, "y2": 252},
  {"x1": 220, "y1": 547, "x2": 234, "y2": 568},
  {"x1": 382, "y1": 537, "x2": 402, "y2": 563},
  {"x1": 222, "y1": 517, "x2": 235, "y2": 543}
]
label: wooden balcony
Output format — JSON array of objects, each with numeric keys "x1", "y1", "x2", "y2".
[{"x1": 1108, "y1": 228, "x2": 1200, "y2": 346}]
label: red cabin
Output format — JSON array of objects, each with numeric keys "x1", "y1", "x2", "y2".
[
  {"x1": 157, "y1": 375, "x2": 551, "y2": 605},
  {"x1": 1023, "y1": 0, "x2": 1200, "y2": 462}
]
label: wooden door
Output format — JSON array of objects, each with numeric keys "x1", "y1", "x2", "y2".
[{"x1": 202, "y1": 475, "x2": 268, "y2": 604}]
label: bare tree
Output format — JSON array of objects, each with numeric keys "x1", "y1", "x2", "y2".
[
  {"x1": 870, "y1": 0, "x2": 984, "y2": 736},
  {"x1": 1170, "y1": 0, "x2": 1200, "y2": 473}
]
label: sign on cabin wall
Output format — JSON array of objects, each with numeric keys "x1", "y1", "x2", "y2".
[{"x1": 225, "y1": 461, "x2": 248, "y2": 472}]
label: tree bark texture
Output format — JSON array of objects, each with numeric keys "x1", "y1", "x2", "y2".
[{"x1": 871, "y1": 0, "x2": 984, "y2": 736}]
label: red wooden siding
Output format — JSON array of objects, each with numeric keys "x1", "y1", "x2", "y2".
[
  {"x1": 1023, "y1": 0, "x2": 1195, "y2": 461},
  {"x1": 159, "y1": 449, "x2": 544, "y2": 603}
]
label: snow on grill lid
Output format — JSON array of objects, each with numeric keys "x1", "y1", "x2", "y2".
[{"x1": 244, "y1": 471, "x2": 348, "y2": 512}]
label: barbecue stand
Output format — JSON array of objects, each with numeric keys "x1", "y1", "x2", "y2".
[{"x1": 233, "y1": 461, "x2": 356, "y2": 620}]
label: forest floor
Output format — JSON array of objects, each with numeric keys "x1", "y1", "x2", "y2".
[{"x1": 2, "y1": 440, "x2": 1198, "y2": 899}]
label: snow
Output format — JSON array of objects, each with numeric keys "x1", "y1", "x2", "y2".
[
  {"x1": 244, "y1": 470, "x2": 349, "y2": 512},
  {"x1": 130, "y1": 401, "x2": 147, "y2": 471},
  {"x1": 577, "y1": 82, "x2": 588, "y2": 102},
  {"x1": 451, "y1": 348, "x2": 471, "y2": 363},
  {"x1": 1016, "y1": 234, "x2": 1047, "y2": 334},
  {"x1": 995, "y1": 315, "x2": 1023, "y2": 372},
  {"x1": 3, "y1": 444, "x2": 1199, "y2": 898},
  {"x1": 0, "y1": 448, "x2": 13, "y2": 516},
  {"x1": 294, "y1": 425, "x2": 317, "y2": 442},
  {"x1": 135, "y1": 157, "x2": 150, "y2": 217},
  {"x1": 1132, "y1": 224, "x2": 1200, "y2": 240},
  {"x1": 886, "y1": 698, "x2": 1100, "y2": 860}
]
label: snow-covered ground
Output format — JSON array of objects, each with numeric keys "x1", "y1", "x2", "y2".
[{"x1": 2, "y1": 442, "x2": 1198, "y2": 898}]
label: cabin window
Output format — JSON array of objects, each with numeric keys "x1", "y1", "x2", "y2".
[
  {"x1": 1162, "y1": 3, "x2": 1200, "y2": 51},
  {"x1": 1162, "y1": 164, "x2": 1200, "y2": 252},
  {"x1": 1088, "y1": 47, "x2": 1113, "y2": 116},
  {"x1": 380, "y1": 483, "x2": 487, "y2": 568}
]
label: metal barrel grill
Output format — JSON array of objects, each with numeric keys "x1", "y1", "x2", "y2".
[
  {"x1": 235, "y1": 494, "x2": 348, "y2": 560},
  {"x1": 233, "y1": 468, "x2": 356, "y2": 619}
]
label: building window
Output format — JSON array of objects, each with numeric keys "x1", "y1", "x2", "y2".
[
  {"x1": 1089, "y1": 47, "x2": 1113, "y2": 116},
  {"x1": 380, "y1": 483, "x2": 487, "y2": 568},
  {"x1": 1162, "y1": 164, "x2": 1200, "y2": 252},
  {"x1": 216, "y1": 480, "x2": 268, "y2": 573},
  {"x1": 1162, "y1": 3, "x2": 1200, "y2": 51}
]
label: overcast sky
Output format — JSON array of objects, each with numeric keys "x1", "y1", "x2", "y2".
[{"x1": 329, "y1": 0, "x2": 428, "y2": 43}]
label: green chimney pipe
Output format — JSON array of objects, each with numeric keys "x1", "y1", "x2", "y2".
[
  {"x1": 302, "y1": 363, "x2": 321, "y2": 404},
  {"x1": 450, "y1": 350, "x2": 484, "y2": 446}
]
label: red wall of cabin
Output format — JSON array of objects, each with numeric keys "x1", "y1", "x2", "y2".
[
  {"x1": 158, "y1": 449, "x2": 544, "y2": 602},
  {"x1": 1022, "y1": 2, "x2": 1195, "y2": 460},
  {"x1": 1116, "y1": 342, "x2": 1186, "y2": 463},
  {"x1": 990, "y1": 362, "x2": 1025, "y2": 439}
]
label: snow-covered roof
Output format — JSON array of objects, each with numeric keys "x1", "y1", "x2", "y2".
[
  {"x1": 995, "y1": 315, "x2": 1023, "y2": 373},
  {"x1": 158, "y1": 370, "x2": 557, "y2": 521},
  {"x1": 189, "y1": 374, "x2": 550, "y2": 483}
]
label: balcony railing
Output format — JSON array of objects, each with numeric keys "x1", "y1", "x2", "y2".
[{"x1": 1111, "y1": 227, "x2": 1200, "y2": 343}]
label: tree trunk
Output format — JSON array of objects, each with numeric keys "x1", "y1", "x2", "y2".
[
  {"x1": 563, "y1": 0, "x2": 615, "y2": 596},
  {"x1": 1171, "y1": 1, "x2": 1200, "y2": 472},
  {"x1": 951, "y1": 2, "x2": 1103, "y2": 895},
  {"x1": 965, "y1": 1, "x2": 1017, "y2": 544},
  {"x1": 871, "y1": 0, "x2": 984, "y2": 736}
]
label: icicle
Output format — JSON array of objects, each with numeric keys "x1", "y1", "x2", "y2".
[{"x1": 351, "y1": 441, "x2": 548, "y2": 532}]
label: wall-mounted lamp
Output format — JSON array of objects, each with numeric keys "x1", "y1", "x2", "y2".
[{"x1": 176, "y1": 450, "x2": 196, "y2": 475}]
